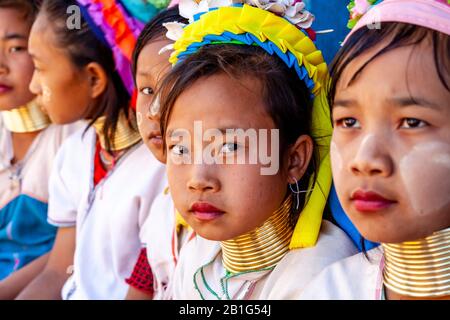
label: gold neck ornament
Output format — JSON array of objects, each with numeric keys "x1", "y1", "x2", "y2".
[
  {"x1": 382, "y1": 227, "x2": 450, "y2": 298},
  {"x1": 221, "y1": 196, "x2": 294, "y2": 274},
  {"x1": 1, "y1": 100, "x2": 50, "y2": 133},
  {"x1": 92, "y1": 111, "x2": 141, "y2": 152}
]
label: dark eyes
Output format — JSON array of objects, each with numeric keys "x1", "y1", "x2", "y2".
[
  {"x1": 141, "y1": 87, "x2": 154, "y2": 95},
  {"x1": 400, "y1": 118, "x2": 428, "y2": 129},
  {"x1": 335, "y1": 117, "x2": 360, "y2": 128},
  {"x1": 10, "y1": 46, "x2": 26, "y2": 53},
  {"x1": 335, "y1": 117, "x2": 428, "y2": 130},
  {"x1": 220, "y1": 142, "x2": 239, "y2": 153}
]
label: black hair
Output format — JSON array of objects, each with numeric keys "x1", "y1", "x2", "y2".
[
  {"x1": 329, "y1": 22, "x2": 450, "y2": 109},
  {"x1": 158, "y1": 44, "x2": 319, "y2": 225},
  {"x1": 40, "y1": 0, "x2": 132, "y2": 153},
  {"x1": 132, "y1": 6, "x2": 187, "y2": 80}
]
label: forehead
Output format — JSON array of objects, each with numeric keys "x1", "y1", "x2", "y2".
[
  {"x1": 0, "y1": 7, "x2": 31, "y2": 36},
  {"x1": 137, "y1": 39, "x2": 172, "y2": 76},
  {"x1": 168, "y1": 73, "x2": 274, "y2": 131},
  {"x1": 336, "y1": 39, "x2": 450, "y2": 105},
  {"x1": 29, "y1": 15, "x2": 64, "y2": 59}
]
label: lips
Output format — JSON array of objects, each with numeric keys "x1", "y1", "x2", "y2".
[
  {"x1": 190, "y1": 202, "x2": 225, "y2": 221},
  {"x1": 0, "y1": 84, "x2": 12, "y2": 94},
  {"x1": 148, "y1": 130, "x2": 162, "y2": 147},
  {"x1": 351, "y1": 190, "x2": 397, "y2": 212}
]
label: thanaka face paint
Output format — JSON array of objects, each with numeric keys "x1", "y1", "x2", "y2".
[
  {"x1": 400, "y1": 142, "x2": 450, "y2": 216},
  {"x1": 330, "y1": 40, "x2": 450, "y2": 243},
  {"x1": 42, "y1": 84, "x2": 52, "y2": 104},
  {"x1": 330, "y1": 141, "x2": 343, "y2": 175}
]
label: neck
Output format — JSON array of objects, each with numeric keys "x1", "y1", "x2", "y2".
[
  {"x1": 221, "y1": 196, "x2": 294, "y2": 274},
  {"x1": 1, "y1": 100, "x2": 50, "y2": 133},
  {"x1": 92, "y1": 111, "x2": 141, "y2": 152},
  {"x1": 382, "y1": 227, "x2": 450, "y2": 299}
]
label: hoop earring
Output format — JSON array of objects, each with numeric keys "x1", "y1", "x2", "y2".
[{"x1": 289, "y1": 176, "x2": 314, "y2": 210}]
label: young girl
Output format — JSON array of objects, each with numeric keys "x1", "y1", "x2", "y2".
[
  {"x1": 0, "y1": 0, "x2": 80, "y2": 299},
  {"x1": 16, "y1": 0, "x2": 166, "y2": 300},
  {"x1": 157, "y1": 1, "x2": 358, "y2": 299},
  {"x1": 300, "y1": 0, "x2": 450, "y2": 300},
  {"x1": 124, "y1": 6, "x2": 193, "y2": 300}
]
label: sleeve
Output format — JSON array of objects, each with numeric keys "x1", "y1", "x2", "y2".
[
  {"x1": 125, "y1": 247, "x2": 155, "y2": 295},
  {"x1": 47, "y1": 141, "x2": 78, "y2": 227}
]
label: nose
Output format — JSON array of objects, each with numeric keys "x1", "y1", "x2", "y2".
[
  {"x1": 29, "y1": 71, "x2": 41, "y2": 95},
  {"x1": 349, "y1": 134, "x2": 394, "y2": 177},
  {"x1": 187, "y1": 164, "x2": 220, "y2": 194},
  {"x1": 0, "y1": 54, "x2": 8, "y2": 75}
]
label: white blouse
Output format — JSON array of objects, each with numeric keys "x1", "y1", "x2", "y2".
[
  {"x1": 140, "y1": 189, "x2": 195, "y2": 299},
  {"x1": 48, "y1": 126, "x2": 166, "y2": 300},
  {"x1": 299, "y1": 247, "x2": 384, "y2": 300},
  {"x1": 171, "y1": 220, "x2": 358, "y2": 299}
]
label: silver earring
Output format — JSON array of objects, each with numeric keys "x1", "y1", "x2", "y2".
[{"x1": 289, "y1": 176, "x2": 314, "y2": 210}]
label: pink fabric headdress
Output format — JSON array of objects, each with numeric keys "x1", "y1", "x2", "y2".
[{"x1": 345, "y1": 0, "x2": 450, "y2": 43}]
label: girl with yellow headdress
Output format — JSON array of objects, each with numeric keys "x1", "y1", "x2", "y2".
[{"x1": 156, "y1": 0, "x2": 358, "y2": 299}]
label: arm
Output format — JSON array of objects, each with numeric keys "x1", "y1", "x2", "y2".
[
  {"x1": 125, "y1": 286, "x2": 153, "y2": 300},
  {"x1": 16, "y1": 227, "x2": 76, "y2": 300},
  {"x1": 124, "y1": 247, "x2": 154, "y2": 300},
  {"x1": 0, "y1": 253, "x2": 49, "y2": 300}
]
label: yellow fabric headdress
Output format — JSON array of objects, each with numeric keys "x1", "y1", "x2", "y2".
[{"x1": 165, "y1": 2, "x2": 332, "y2": 248}]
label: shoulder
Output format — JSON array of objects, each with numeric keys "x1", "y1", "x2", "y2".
[
  {"x1": 42, "y1": 121, "x2": 86, "y2": 147},
  {"x1": 286, "y1": 220, "x2": 358, "y2": 266},
  {"x1": 139, "y1": 189, "x2": 174, "y2": 243},
  {"x1": 55, "y1": 124, "x2": 94, "y2": 157},
  {"x1": 259, "y1": 221, "x2": 359, "y2": 299},
  {"x1": 299, "y1": 247, "x2": 384, "y2": 299},
  {"x1": 118, "y1": 143, "x2": 165, "y2": 175}
]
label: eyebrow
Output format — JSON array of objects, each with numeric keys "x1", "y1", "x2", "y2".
[
  {"x1": 333, "y1": 96, "x2": 440, "y2": 110},
  {"x1": 333, "y1": 99, "x2": 357, "y2": 108},
  {"x1": 167, "y1": 126, "x2": 254, "y2": 137},
  {"x1": 137, "y1": 71, "x2": 151, "y2": 76},
  {"x1": 2, "y1": 33, "x2": 27, "y2": 41},
  {"x1": 390, "y1": 96, "x2": 441, "y2": 110}
]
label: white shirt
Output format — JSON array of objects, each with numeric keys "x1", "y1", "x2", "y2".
[
  {"x1": 140, "y1": 189, "x2": 194, "y2": 300},
  {"x1": 299, "y1": 247, "x2": 384, "y2": 300},
  {"x1": 0, "y1": 122, "x2": 82, "y2": 206},
  {"x1": 48, "y1": 126, "x2": 166, "y2": 300},
  {"x1": 0, "y1": 121, "x2": 81, "y2": 278},
  {"x1": 171, "y1": 220, "x2": 358, "y2": 299}
]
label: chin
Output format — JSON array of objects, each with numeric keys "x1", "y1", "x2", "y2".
[
  {"x1": 194, "y1": 226, "x2": 232, "y2": 241},
  {"x1": 359, "y1": 225, "x2": 422, "y2": 244},
  {"x1": 196, "y1": 229, "x2": 226, "y2": 241}
]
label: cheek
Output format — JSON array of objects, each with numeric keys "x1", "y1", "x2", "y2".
[
  {"x1": 399, "y1": 142, "x2": 450, "y2": 216},
  {"x1": 42, "y1": 84, "x2": 52, "y2": 104},
  {"x1": 14, "y1": 55, "x2": 35, "y2": 87},
  {"x1": 330, "y1": 141, "x2": 343, "y2": 177},
  {"x1": 136, "y1": 111, "x2": 143, "y2": 127},
  {"x1": 224, "y1": 165, "x2": 286, "y2": 212},
  {"x1": 166, "y1": 163, "x2": 187, "y2": 200},
  {"x1": 135, "y1": 96, "x2": 148, "y2": 122}
]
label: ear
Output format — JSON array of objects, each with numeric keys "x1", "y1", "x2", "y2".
[
  {"x1": 85, "y1": 62, "x2": 108, "y2": 99},
  {"x1": 286, "y1": 135, "x2": 314, "y2": 184}
]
